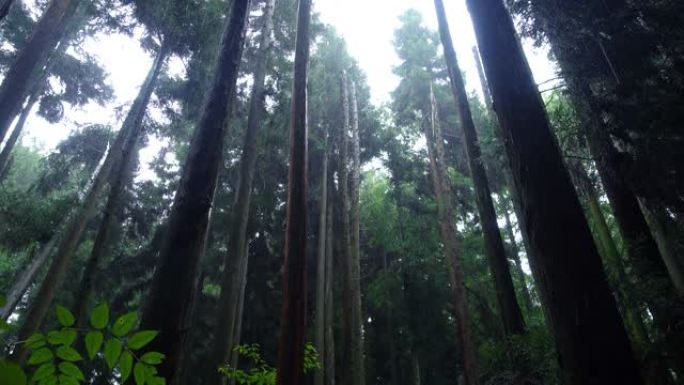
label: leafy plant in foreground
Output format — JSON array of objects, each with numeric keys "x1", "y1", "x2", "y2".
[{"x1": 219, "y1": 343, "x2": 321, "y2": 385}]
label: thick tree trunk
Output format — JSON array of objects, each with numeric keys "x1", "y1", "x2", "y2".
[
  {"x1": 0, "y1": 0, "x2": 79, "y2": 143},
  {"x1": 502, "y1": 208, "x2": 533, "y2": 312},
  {"x1": 0, "y1": 237, "x2": 57, "y2": 320},
  {"x1": 0, "y1": 83, "x2": 39, "y2": 176},
  {"x1": 314, "y1": 130, "x2": 329, "y2": 385},
  {"x1": 10, "y1": 44, "x2": 161, "y2": 360},
  {"x1": 324, "y1": 193, "x2": 335, "y2": 385},
  {"x1": 138, "y1": 1, "x2": 250, "y2": 383},
  {"x1": 274, "y1": 0, "x2": 311, "y2": 383},
  {"x1": 466, "y1": 1, "x2": 642, "y2": 384},
  {"x1": 0, "y1": 0, "x2": 14, "y2": 22},
  {"x1": 434, "y1": 0, "x2": 525, "y2": 336},
  {"x1": 424, "y1": 84, "x2": 479, "y2": 385},
  {"x1": 206, "y1": 0, "x2": 274, "y2": 382},
  {"x1": 347, "y1": 81, "x2": 365, "y2": 385}
]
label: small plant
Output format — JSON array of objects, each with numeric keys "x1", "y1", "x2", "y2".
[
  {"x1": 219, "y1": 343, "x2": 321, "y2": 385},
  {"x1": 0, "y1": 301, "x2": 165, "y2": 385}
]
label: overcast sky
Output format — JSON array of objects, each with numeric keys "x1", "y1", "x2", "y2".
[{"x1": 19, "y1": 0, "x2": 558, "y2": 153}]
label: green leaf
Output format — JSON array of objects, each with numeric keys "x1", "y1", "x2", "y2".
[
  {"x1": 90, "y1": 303, "x2": 109, "y2": 330},
  {"x1": 26, "y1": 333, "x2": 46, "y2": 350},
  {"x1": 55, "y1": 306, "x2": 75, "y2": 327},
  {"x1": 38, "y1": 375, "x2": 58, "y2": 385},
  {"x1": 134, "y1": 362, "x2": 147, "y2": 385},
  {"x1": 58, "y1": 374, "x2": 79, "y2": 385},
  {"x1": 127, "y1": 331, "x2": 158, "y2": 350},
  {"x1": 0, "y1": 295, "x2": 6, "y2": 307},
  {"x1": 47, "y1": 330, "x2": 77, "y2": 346},
  {"x1": 58, "y1": 362, "x2": 84, "y2": 381},
  {"x1": 140, "y1": 352, "x2": 165, "y2": 365},
  {"x1": 55, "y1": 346, "x2": 82, "y2": 362},
  {"x1": 119, "y1": 351, "x2": 133, "y2": 382},
  {"x1": 149, "y1": 376, "x2": 166, "y2": 385},
  {"x1": 31, "y1": 363, "x2": 55, "y2": 382},
  {"x1": 0, "y1": 359, "x2": 27, "y2": 385},
  {"x1": 28, "y1": 347, "x2": 54, "y2": 365},
  {"x1": 84, "y1": 331, "x2": 104, "y2": 360},
  {"x1": 112, "y1": 312, "x2": 137, "y2": 337},
  {"x1": 104, "y1": 338, "x2": 122, "y2": 369}
]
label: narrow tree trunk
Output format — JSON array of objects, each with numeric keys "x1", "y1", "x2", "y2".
[
  {"x1": 0, "y1": 0, "x2": 79, "y2": 143},
  {"x1": 138, "y1": 1, "x2": 250, "y2": 383},
  {"x1": 347, "y1": 81, "x2": 365, "y2": 385},
  {"x1": 502, "y1": 208, "x2": 533, "y2": 312},
  {"x1": 434, "y1": 0, "x2": 525, "y2": 336},
  {"x1": 424, "y1": 84, "x2": 479, "y2": 385},
  {"x1": 274, "y1": 0, "x2": 311, "y2": 383},
  {"x1": 324, "y1": 191, "x2": 336, "y2": 385},
  {"x1": 381, "y1": 253, "x2": 399, "y2": 385},
  {"x1": 0, "y1": 237, "x2": 57, "y2": 320},
  {"x1": 206, "y1": 0, "x2": 274, "y2": 382},
  {"x1": 466, "y1": 1, "x2": 642, "y2": 383},
  {"x1": 0, "y1": 0, "x2": 14, "y2": 22},
  {"x1": 227, "y1": 247, "x2": 249, "y2": 385},
  {"x1": 314, "y1": 129, "x2": 329, "y2": 385},
  {"x1": 411, "y1": 355, "x2": 421, "y2": 385},
  {"x1": 0, "y1": 83, "x2": 39, "y2": 176}
]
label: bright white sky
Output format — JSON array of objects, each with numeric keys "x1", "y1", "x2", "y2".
[{"x1": 18, "y1": 0, "x2": 558, "y2": 154}]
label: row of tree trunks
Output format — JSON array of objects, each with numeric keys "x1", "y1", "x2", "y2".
[
  {"x1": 274, "y1": 0, "x2": 311, "y2": 383},
  {"x1": 137, "y1": 0, "x2": 251, "y2": 383},
  {"x1": 433, "y1": 0, "x2": 525, "y2": 337},
  {"x1": 0, "y1": 0, "x2": 79, "y2": 143},
  {"x1": 206, "y1": 0, "x2": 276, "y2": 382},
  {"x1": 424, "y1": 83, "x2": 479, "y2": 385},
  {"x1": 465, "y1": 0, "x2": 643, "y2": 384}
]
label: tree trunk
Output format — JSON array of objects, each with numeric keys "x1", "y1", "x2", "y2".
[
  {"x1": 324, "y1": 191, "x2": 336, "y2": 385},
  {"x1": 0, "y1": 0, "x2": 79, "y2": 143},
  {"x1": 0, "y1": 237, "x2": 57, "y2": 321},
  {"x1": 381, "y1": 253, "x2": 399, "y2": 385},
  {"x1": 10, "y1": 42, "x2": 162, "y2": 360},
  {"x1": 412, "y1": 355, "x2": 421, "y2": 385},
  {"x1": 206, "y1": 0, "x2": 274, "y2": 382},
  {"x1": 274, "y1": 0, "x2": 311, "y2": 383},
  {"x1": 314, "y1": 129, "x2": 329, "y2": 385},
  {"x1": 434, "y1": 0, "x2": 525, "y2": 336},
  {"x1": 502, "y1": 208, "x2": 533, "y2": 312},
  {"x1": 424, "y1": 83, "x2": 479, "y2": 385},
  {"x1": 0, "y1": 0, "x2": 14, "y2": 22},
  {"x1": 466, "y1": 1, "x2": 642, "y2": 384},
  {"x1": 138, "y1": 0, "x2": 250, "y2": 383},
  {"x1": 347, "y1": 80, "x2": 365, "y2": 385},
  {"x1": 0, "y1": 81, "x2": 39, "y2": 176}
]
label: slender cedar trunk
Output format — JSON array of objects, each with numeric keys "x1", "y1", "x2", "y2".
[
  {"x1": 274, "y1": 0, "x2": 311, "y2": 383},
  {"x1": 411, "y1": 355, "x2": 421, "y2": 385},
  {"x1": 434, "y1": 0, "x2": 524, "y2": 336},
  {"x1": 0, "y1": 82, "x2": 40, "y2": 176},
  {"x1": 0, "y1": 0, "x2": 13, "y2": 21},
  {"x1": 138, "y1": 0, "x2": 250, "y2": 383},
  {"x1": 314, "y1": 130, "x2": 329, "y2": 385},
  {"x1": 72, "y1": 45, "x2": 169, "y2": 326},
  {"x1": 381, "y1": 253, "x2": 399, "y2": 385},
  {"x1": 502, "y1": 207, "x2": 533, "y2": 312},
  {"x1": 466, "y1": 1, "x2": 642, "y2": 384},
  {"x1": 569, "y1": 165, "x2": 650, "y2": 347},
  {"x1": 323, "y1": 189, "x2": 335, "y2": 385},
  {"x1": 424, "y1": 84, "x2": 479, "y2": 385},
  {"x1": 0, "y1": 237, "x2": 57, "y2": 320},
  {"x1": 338, "y1": 71, "x2": 355, "y2": 385},
  {"x1": 206, "y1": 1, "x2": 274, "y2": 382},
  {"x1": 0, "y1": 0, "x2": 79, "y2": 143},
  {"x1": 10, "y1": 46, "x2": 160, "y2": 360},
  {"x1": 347, "y1": 81, "x2": 365, "y2": 385},
  {"x1": 226, "y1": 247, "x2": 249, "y2": 385},
  {"x1": 471, "y1": 46, "x2": 540, "y2": 291}
]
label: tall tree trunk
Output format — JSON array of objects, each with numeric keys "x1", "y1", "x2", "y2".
[
  {"x1": 274, "y1": 0, "x2": 311, "y2": 383},
  {"x1": 10, "y1": 42, "x2": 163, "y2": 360},
  {"x1": 0, "y1": 0, "x2": 14, "y2": 22},
  {"x1": 434, "y1": 0, "x2": 525, "y2": 336},
  {"x1": 424, "y1": 84, "x2": 479, "y2": 385},
  {"x1": 71, "y1": 45, "x2": 169, "y2": 326},
  {"x1": 314, "y1": 129, "x2": 329, "y2": 385},
  {"x1": 324, "y1": 191, "x2": 336, "y2": 385},
  {"x1": 381, "y1": 253, "x2": 399, "y2": 385},
  {"x1": 206, "y1": 0, "x2": 274, "y2": 382},
  {"x1": 138, "y1": 0, "x2": 250, "y2": 383},
  {"x1": 0, "y1": 237, "x2": 57, "y2": 321},
  {"x1": 466, "y1": 1, "x2": 642, "y2": 384},
  {"x1": 347, "y1": 81, "x2": 365, "y2": 385},
  {"x1": 502, "y1": 206, "x2": 533, "y2": 312},
  {"x1": 0, "y1": 81, "x2": 40, "y2": 176},
  {"x1": 0, "y1": 0, "x2": 79, "y2": 143},
  {"x1": 411, "y1": 355, "x2": 421, "y2": 385}
]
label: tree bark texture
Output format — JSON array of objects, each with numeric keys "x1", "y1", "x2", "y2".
[
  {"x1": 466, "y1": 1, "x2": 642, "y2": 384},
  {"x1": 324, "y1": 190, "x2": 336, "y2": 385},
  {"x1": 314, "y1": 128, "x2": 329, "y2": 385}
]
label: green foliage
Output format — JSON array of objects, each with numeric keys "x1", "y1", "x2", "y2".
[
  {"x1": 0, "y1": 303, "x2": 165, "y2": 385},
  {"x1": 219, "y1": 343, "x2": 321, "y2": 385}
]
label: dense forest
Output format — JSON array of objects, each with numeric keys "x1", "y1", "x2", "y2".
[{"x1": 0, "y1": 0, "x2": 682, "y2": 384}]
